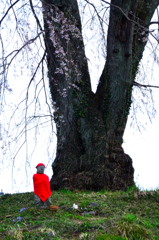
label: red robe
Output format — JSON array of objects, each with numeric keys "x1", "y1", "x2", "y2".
[{"x1": 33, "y1": 173, "x2": 51, "y2": 202}]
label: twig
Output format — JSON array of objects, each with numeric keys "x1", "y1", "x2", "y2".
[
  {"x1": 133, "y1": 81, "x2": 159, "y2": 89},
  {"x1": 0, "y1": 0, "x2": 20, "y2": 26}
]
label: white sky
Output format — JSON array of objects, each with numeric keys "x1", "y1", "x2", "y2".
[{"x1": 0, "y1": 0, "x2": 159, "y2": 194}]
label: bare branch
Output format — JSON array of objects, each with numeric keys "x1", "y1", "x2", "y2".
[
  {"x1": 0, "y1": 32, "x2": 43, "y2": 74},
  {"x1": 29, "y1": 0, "x2": 43, "y2": 32},
  {"x1": 149, "y1": 21, "x2": 159, "y2": 25},
  {"x1": 133, "y1": 81, "x2": 159, "y2": 89},
  {"x1": 84, "y1": 0, "x2": 109, "y2": 26},
  {"x1": 0, "y1": 0, "x2": 20, "y2": 26},
  {"x1": 25, "y1": 50, "x2": 46, "y2": 101},
  {"x1": 41, "y1": 59, "x2": 54, "y2": 134}
]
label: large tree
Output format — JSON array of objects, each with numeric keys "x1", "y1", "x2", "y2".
[
  {"x1": 40, "y1": 0, "x2": 158, "y2": 190},
  {"x1": 1, "y1": 0, "x2": 159, "y2": 191}
]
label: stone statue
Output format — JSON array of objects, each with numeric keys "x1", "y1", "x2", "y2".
[{"x1": 33, "y1": 163, "x2": 51, "y2": 208}]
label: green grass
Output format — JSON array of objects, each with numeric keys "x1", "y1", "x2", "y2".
[{"x1": 0, "y1": 186, "x2": 159, "y2": 239}]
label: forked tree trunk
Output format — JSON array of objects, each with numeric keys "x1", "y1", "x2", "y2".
[{"x1": 42, "y1": 0, "x2": 158, "y2": 190}]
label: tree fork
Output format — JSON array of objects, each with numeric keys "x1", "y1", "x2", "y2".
[{"x1": 42, "y1": 0, "x2": 159, "y2": 190}]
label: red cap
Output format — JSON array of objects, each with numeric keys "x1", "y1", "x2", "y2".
[{"x1": 36, "y1": 163, "x2": 45, "y2": 168}]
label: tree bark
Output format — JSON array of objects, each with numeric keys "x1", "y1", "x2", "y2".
[{"x1": 42, "y1": 0, "x2": 158, "y2": 190}]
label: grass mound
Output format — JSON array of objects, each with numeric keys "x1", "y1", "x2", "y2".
[{"x1": 0, "y1": 186, "x2": 159, "y2": 239}]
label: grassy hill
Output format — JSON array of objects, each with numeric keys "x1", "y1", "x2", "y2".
[{"x1": 0, "y1": 186, "x2": 159, "y2": 239}]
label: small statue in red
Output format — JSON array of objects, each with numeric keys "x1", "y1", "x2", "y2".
[{"x1": 33, "y1": 163, "x2": 51, "y2": 208}]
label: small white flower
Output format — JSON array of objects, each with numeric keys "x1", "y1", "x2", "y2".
[
  {"x1": 79, "y1": 233, "x2": 88, "y2": 239},
  {"x1": 73, "y1": 203, "x2": 78, "y2": 209}
]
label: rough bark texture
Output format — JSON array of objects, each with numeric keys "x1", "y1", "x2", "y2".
[{"x1": 42, "y1": 0, "x2": 159, "y2": 191}]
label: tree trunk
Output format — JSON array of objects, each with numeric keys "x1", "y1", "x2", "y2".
[{"x1": 42, "y1": 0, "x2": 158, "y2": 190}]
